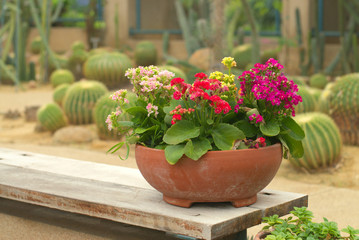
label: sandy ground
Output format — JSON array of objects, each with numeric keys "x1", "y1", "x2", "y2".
[{"x1": 0, "y1": 82, "x2": 358, "y2": 238}]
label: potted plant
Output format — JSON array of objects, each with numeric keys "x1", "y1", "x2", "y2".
[
  {"x1": 255, "y1": 207, "x2": 359, "y2": 240},
  {"x1": 106, "y1": 57, "x2": 305, "y2": 207}
]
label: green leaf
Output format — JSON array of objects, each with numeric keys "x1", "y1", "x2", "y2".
[
  {"x1": 234, "y1": 119, "x2": 258, "y2": 138},
  {"x1": 165, "y1": 144, "x2": 185, "y2": 165},
  {"x1": 246, "y1": 108, "x2": 259, "y2": 117},
  {"x1": 117, "y1": 121, "x2": 134, "y2": 127},
  {"x1": 163, "y1": 120, "x2": 200, "y2": 144},
  {"x1": 279, "y1": 134, "x2": 304, "y2": 158},
  {"x1": 135, "y1": 126, "x2": 157, "y2": 134},
  {"x1": 281, "y1": 117, "x2": 305, "y2": 141},
  {"x1": 184, "y1": 138, "x2": 212, "y2": 160},
  {"x1": 260, "y1": 119, "x2": 280, "y2": 136},
  {"x1": 125, "y1": 106, "x2": 147, "y2": 115},
  {"x1": 211, "y1": 123, "x2": 245, "y2": 150},
  {"x1": 207, "y1": 119, "x2": 214, "y2": 125},
  {"x1": 163, "y1": 99, "x2": 184, "y2": 114}
]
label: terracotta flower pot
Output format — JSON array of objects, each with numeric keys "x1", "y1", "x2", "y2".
[{"x1": 135, "y1": 144, "x2": 282, "y2": 208}]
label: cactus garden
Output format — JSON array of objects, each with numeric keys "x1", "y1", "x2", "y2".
[{"x1": 0, "y1": 0, "x2": 358, "y2": 235}]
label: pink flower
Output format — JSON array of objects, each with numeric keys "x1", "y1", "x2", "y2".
[{"x1": 146, "y1": 103, "x2": 159, "y2": 117}]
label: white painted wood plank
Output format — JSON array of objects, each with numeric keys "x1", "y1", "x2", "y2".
[
  {"x1": 0, "y1": 147, "x2": 153, "y2": 190},
  {"x1": 0, "y1": 164, "x2": 261, "y2": 239},
  {"x1": 0, "y1": 147, "x2": 308, "y2": 239}
]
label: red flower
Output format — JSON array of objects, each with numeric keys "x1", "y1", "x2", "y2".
[
  {"x1": 173, "y1": 91, "x2": 182, "y2": 100},
  {"x1": 257, "y1": 137, "x2": 266, "y2": 147},
  {"x1": 171, "y1": 78, "x2": 184, "y2": 86},
  {"x1": 194, "y1": 72, "x2": 207, "y2": 79},
  {"x1": 171, "y1": 114, "x2": 182, "y2": 125}
]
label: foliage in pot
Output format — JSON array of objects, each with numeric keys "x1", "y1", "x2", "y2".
[
  {"x1": 257, "y1": 207, "x2": 359, "y2": 240},
  {"x1": 107, "y1": 57, "x2": 305, "y2": 164}
]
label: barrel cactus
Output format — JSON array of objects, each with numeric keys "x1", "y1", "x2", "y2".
[
  {"x1": 328, "y1": 73, "x2": 359, "y2": 145},
  {"x1": 231, "y1": 44, "x2": 252, "y2": 69},
  {"x1": 134, "y1": 41, "x2": 157, "y2": 66},
  {"x1": 307, "y1": 87, "x2": 322, "y2": 104},
  {"x1": 158, "y1": 65, "x2": 187, "y2": 82},
  {"x1": 83, "y1": 52, "x2": 133, "y2": 89},
  {"x1": 53, "y1": 83, "x2": 71, "y2": 107},
  {"x1": 71, "y1": 40, "x2": 86, "y2": 52},
  {"x1": 289, "y1": 112, "x2": 342, "y2": 170},
  {"x1": 50, "y1": 69, "x2": 75, "y2": 88},
  {"x1": 309, "y1": 73, "x2": 328, "y2": 89},
  {"x1": 30, "y1": 36, "x2": 42, "y2": 54},
  {"x1": 62, "y1": 80, "x2": 108, "y2": 125},
  {"x1": 289, "y1": 76, "x2": 307, "y2": 87},
  {"x1": 37, "y1": 103, "x2": 68, "y2": 132},
  {"x1": 318, "y1": 83, "x2": 334, "y2": 114},
  {"x1": 93, "y1": 91, "x2": 136, "y2": 140},
  {"x1": 295, "y1": 87, "x2": 316, "y2": 114}
]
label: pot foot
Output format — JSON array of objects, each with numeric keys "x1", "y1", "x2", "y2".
[
  {"x1": 231, "y1": 194, "x2": 257, "y2": 208},
  {"x1": 163, "y1": 195, "x2": 193, "y2": 208}
]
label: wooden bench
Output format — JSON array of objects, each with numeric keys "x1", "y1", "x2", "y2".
[{"x1": 0, "y1": 147, "x2": 308, "y2": 240}]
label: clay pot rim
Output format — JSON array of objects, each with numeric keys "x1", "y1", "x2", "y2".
[{"x1": 136, "y1": 143, "x2": 281, "y2": 154}]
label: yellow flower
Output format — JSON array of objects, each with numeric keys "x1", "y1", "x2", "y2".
[{"x1": 221, "y1": 57, "x2": 237, "y2": 69}]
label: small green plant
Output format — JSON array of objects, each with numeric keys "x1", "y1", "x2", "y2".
[{"x1": 261, "y1": 207, "x2": 359, "y2": 240}]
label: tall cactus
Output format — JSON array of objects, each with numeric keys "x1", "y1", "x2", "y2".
[
  {"x1": 83, "y1": 52, "x2": 133, "y2": 89},
  {"x1": 37, "y1": 103, "x2": 68, "y2": 132},
  {"x1": 134, "y1": 41, "x2": 157, "y2": 67},
  {"x1": 62, "y1": 80, "x2": 108, "y2": 125},
  {"x1": 93, "y1": 92, "x2": 136, "y2": 140},
  {"x1": 289, "y1": 112, "x2": 342, "y2": 170},
  {"x1": 50, "y1": 69, "x2": 75, "y2": 88},
  {"x1": 328, "y1": 73, "x2": 359, "y2": 145}
]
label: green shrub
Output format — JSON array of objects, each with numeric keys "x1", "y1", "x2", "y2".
[{"x1": 262, "y1": 207, "x2": 359, "y2": 240}]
